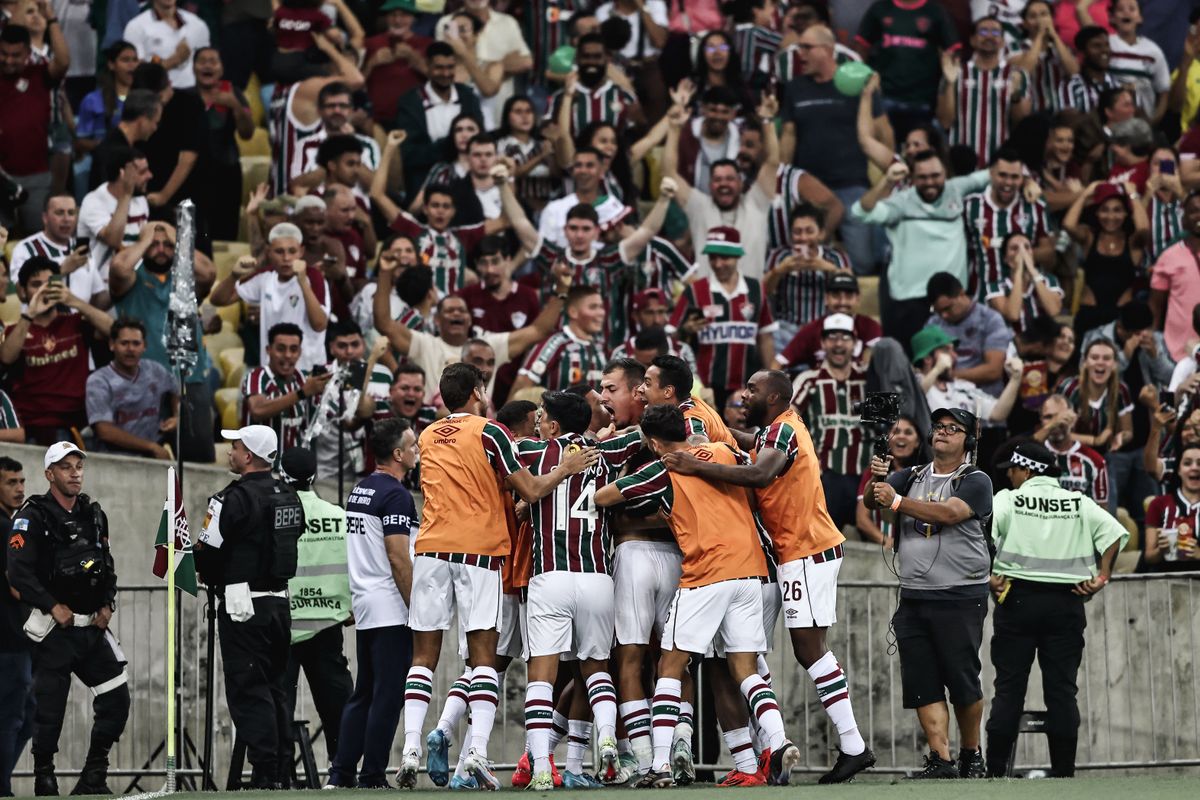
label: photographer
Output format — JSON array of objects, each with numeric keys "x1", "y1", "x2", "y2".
[{"x1": 863, "y1": 407, "x2": 993, "y2": 780}]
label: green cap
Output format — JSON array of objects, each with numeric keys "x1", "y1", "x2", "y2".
[
  {"x1": 379, "y1": 0, "x2": 418, "y2": 14},
  {"x1": 910, "y1": 325, "x2": 957, "y2": 364}
]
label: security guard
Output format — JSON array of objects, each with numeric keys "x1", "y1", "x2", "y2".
[
  {"x1": 985, "y1": 442, "x2": 1128, "y2": 779},
  {"x1": 195, "y1": 425, "x2": 305, "y2": 789},
  {"x1": 280, "y1": 447, "x2": 352, "y2": 774},
  {"x1": 7, "y1": 442, "x2": 128, "y2": 796}
]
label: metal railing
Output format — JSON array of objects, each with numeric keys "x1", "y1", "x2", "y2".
[{"x1": 12, "y1": 573, "x2": 1200, "y2": 793}]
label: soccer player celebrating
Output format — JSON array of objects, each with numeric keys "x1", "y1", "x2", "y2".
[
  {"x1": 639, "y1": 354, "x2": 736, "y2": 447},
  {"x1": 595, "y1": 404, "x2": 801, "y2": 788},
  {"x1": 518, "y1": 391, "x2": 644, "y2": 790},
  {"x1": 663, "y1": 370, "x2": 876, "y2": 783},
  {"x1": 398, "y1": 364, "x2": 596, "y2": 789}
]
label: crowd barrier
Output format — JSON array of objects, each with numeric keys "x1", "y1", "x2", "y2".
[{"x1": 11, "y1": 571, "x2": 1200, "y2": 793}]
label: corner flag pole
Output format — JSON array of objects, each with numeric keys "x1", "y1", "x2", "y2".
[{"x1": 166, "y1": 467, "x2": 177, "y2": 794}]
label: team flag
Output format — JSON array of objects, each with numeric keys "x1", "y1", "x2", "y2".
[{"x1": 153, "y1": 467, "x2": 198, "y2": 597}]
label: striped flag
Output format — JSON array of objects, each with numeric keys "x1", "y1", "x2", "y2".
[{"x1": 153, "y1": 467, "x2": 198, "y2": 596}]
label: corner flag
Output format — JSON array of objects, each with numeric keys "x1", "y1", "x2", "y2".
[{"x1": 153, "y1": 467, "x2": 198, "y2": 596}]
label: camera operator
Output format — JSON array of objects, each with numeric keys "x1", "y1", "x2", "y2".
[{"x1": 863, "y1": 407, "x2": 993, "y2": 780}]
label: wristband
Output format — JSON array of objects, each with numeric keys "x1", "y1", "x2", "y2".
[
  {"x1": 1095, "y1": 574, "x2": 1109, "y2": 585},
  {"x1": 890, "y1": 494, "x2": 902, "y2": 512}
]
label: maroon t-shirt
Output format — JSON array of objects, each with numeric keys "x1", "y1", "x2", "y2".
[
  {"x1": 364, "y1": 33, "x2": 431, "y2": 124},
  {"x1": 0, "y1": 63, "x2": 52, "y2": 176},
  {"x1": 457, "y1": 281, "x2": 541, "y2": 333},
  {"x1": 4, "y1": 313, "x2": 93, "y2": 428},
  {"x1": 273, "y1": 6, "x2": 331, "y2": 49},
  {"x1": 328, "y1": 225, "x2": 368, "y2": 279},
  {"x1": 779, "y1": 313, "x2": 882, "y2": 369}
]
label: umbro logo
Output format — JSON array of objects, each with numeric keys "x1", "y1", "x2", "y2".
[
  {"x1": 695, "y1": 450, "x2": 714, "y2": 462},
  {"x1": 432, "y1": 425, "x2": 460, "y2": 437}
]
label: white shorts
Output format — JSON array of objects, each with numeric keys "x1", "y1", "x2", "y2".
[
  {"x1": 710, "y1": 580, "x2": 780, "y2": 658},
  {"x1": 457, "y1": 592, "x2": 524, "y2": 660},
  {"x1": 409, "y1": 555, "x2": 503, "y2": 633},
  {"x1": 613, "y1": 540, "x2": 682, "y2": 646},
  {"x1": 662, "y1": 578, "x2": 766, "y2": 656},
  {"x1": 526, "y1": 571, "x2": 615, "y2": 661},
  {"x1": 778, "y1": 551, "x2": 842, "y2": 629}
]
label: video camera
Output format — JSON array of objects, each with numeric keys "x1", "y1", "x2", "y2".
[{"x1": 854, "y1": 392, "x2": 901, "y2": 459}]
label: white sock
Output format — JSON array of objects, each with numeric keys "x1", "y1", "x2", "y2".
[
  {"x1": 566, "y1": 720, "x2": 592, "y2": 774},
  {"x1": 403, "y1": 666, "x2": 433, "y2": 754},
  {"x1": 723, "y1": 727, "x2": 757, "y2": 773},
  {"x1": 467, "y1": 666, "x2": 500, "y2": 758},
  {"x1": 619, "y1": 699, "x2": 652, "y2": 771},
  {"x1": 585, "y1": 671, "x2": 618, "y2": 741},
  {"x1": 524, "y1": 680, "x2": 554, "y2": 775},
  {"x1": 808, "y1": 651, "x2": 865, "y2": 756},
  {"x1": 549, "y1": 710, "x2": 569, "y2": 752},
  {"x1": 740, "y1": 674, "x2": 786, "y2": 752},
  {"x1": 650, "y1": 678, "x2": 681, "y2": 772},
  {"x1": 437, "y1": 669, "x2": 472, "y2": 738},
  {"x1": 674, "y1": 700, "x2": 694, "y2": 745}
]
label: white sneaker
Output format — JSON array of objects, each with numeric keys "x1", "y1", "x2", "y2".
[
  {"x1": 598, "y1": 737, "x2": 620, "y2": 784},
  {"x1": 464, "y1": 748, "x2": 501, "y2": 791},
  {"x1": 396, "y1": 749, "x2": 420, "y2": 789}
]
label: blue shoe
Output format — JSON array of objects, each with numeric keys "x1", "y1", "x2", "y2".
[
  {"x1": 450, "y1": 775, "x2": 479, "y2": 790},
  {"x1": 561, "y1": 770, "x2": 600, "y2": 789},
  {"x1": 427, "y1": 729, "x2": 451, "y2": 787}
]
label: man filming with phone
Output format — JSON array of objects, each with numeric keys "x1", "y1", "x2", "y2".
[
  {"x1": 863, "y1": 406, "x2": 993, "y2": 780},
  {"x1": 11, "y1": 194, "x2": 102, "y2": 308}
]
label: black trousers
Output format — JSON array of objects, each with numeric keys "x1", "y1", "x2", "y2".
[
  {"x1": 285, "y1": 624, "x2": 353, "y2": 767},
  {"x1": 219, "y1": 597, "x2": 291, "y2": 783},
  {"x1": 984, "y1": 581, "x2": 1086, "y2": 778},
  {"x1": 30, "y1": 625, "x2": 128, "y2": 767}
]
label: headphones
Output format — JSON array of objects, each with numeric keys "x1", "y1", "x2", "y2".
[{"x1": 927, "y1": 412, "x2": 978, "y2": 453}]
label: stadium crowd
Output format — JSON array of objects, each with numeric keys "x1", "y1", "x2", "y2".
[{"x1": 1, "y1": 0, "x2": 1200, "y2": 792}]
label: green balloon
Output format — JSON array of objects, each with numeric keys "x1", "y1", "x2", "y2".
[
  {"x1": 833, "y1": 61, "x2": 874, "y2": 97},
  {"x1": 548, "y1": 45, "x2": 576, "y2": 75}
]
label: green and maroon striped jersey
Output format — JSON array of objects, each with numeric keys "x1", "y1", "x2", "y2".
[
  {"x1": 532, "y1": 238, "x2": 633, "y2": 348},
  {"x1": 389, "y1": 210, "x2": 486, "y2": 296},
  {"x1": 1057, "y1": 72, "x2": 1119, "y2": 113},
  {"x1": 983, "y1": 268, "x2": 1063, "y2": 335},
  {"x1": 1147, "y1": 194, "x2": 1183, "y2": 268},
  {"x1": 518, "y1": 429, "x2": 643, "y2": 575},
  {"x1": 546, "y1": 80, "x2": 638, "y2": 137},
  {"x1": 963, "y1": 190, "x2": 1050, "y2": 300},
  {"x1": 733, "y1": 23, "x2": 782, "y2": 91},
  {"x1": 791, "y1": 364, "x2": 868, "y2": 476},
  {"x1": 519, "y1": 327, "x2": 609, "y2": 391},
  {"x1": 669, "y1": 275, "x2": 776, "y2": 394},
  {"x1": 946, "y1": 59, "x2": 1028, "y2": 168},
  {"x1": 241, "y1": 365, "x2": 313, "y2": 457},
  {"x1": 524, "y1": 0, "x2": 585, "y2": 81},
  {"x1": 0, "y1": 388, "x2": 19, "y2": 429},
  {"x1": 764, "y1": 245, "x2": 851, "y2": 326}
]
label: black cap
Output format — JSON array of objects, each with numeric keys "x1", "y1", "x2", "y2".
[
  {"x1": 281, "y1": 447, "x2": 317, "y2": 486},
  {"x1": 826, "y1": 273, "x2": 860, "y2": 294},
  {"x1": 931, "y1": 406, "x2": 978, "y2": 436},
  {"x1": 996, "y1": 441, "x2": 1062, "y2": 478}
]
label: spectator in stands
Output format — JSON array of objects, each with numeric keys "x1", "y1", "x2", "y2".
[
  {"x1": 324, "y1": 184, "x2": 376, "y2": 282},
  {"x1": 987, "y1": 231, "x2": 1065, "y2": 336},
  {"x1": 0, "y1": 17, "x2": 69, "y2": 235},
  {"x1": 1108, "y1": 0, "x2": 1169, "y2": 121},
  {"x1": 689, "y1": 29, "x2": 752, "y2": 115},
  {"x1": 122, "y1": 0, "x2": 210, "y2": 89},
  {"x1": 291, "y1": 82, "x2": 381, "y2": 192},
  {"x1": 78, "y1": 146, "x2": 151, "y2": 296},
  {"x1": 372, "y1": 250, "x2": 572, "y2": 402},
  {"x1": 774, "y1": 272, "x2": 882, "y2": 373},
  {"x1": 781, "y1": 24, "x2": 891, "y2": 275},
  {"x1": 130, "y1": 62, "x2": 208, "y2": 224},
  {"x1": 85, "y1": 318, "x2": 178, "y2": 459},
  {"x1": 241, "y1": 321, "x2": 330, "y2": 456},
  {"x1": 88, "y1": 88, "x2": 161, "y2": 190},
  {"x1": 535, "y1": 146, "x2": 609, "y2": 250},
  {"x1": 458, "y1": 234, "x2": 540, "y2": 334},
  {"x1": 610, "y1": 288, "x2": 698, "y2": 373},
  {"x1": 1142, "y1": 147, "x2": 1184, "y2": 268},
  {"x1": 0, "y1": 384, "x2": 24, "y2": 441},
  {"x1": 10, "y1": 194, "x2": 93, "y2": 302},
  {"x1": 448, "y1": 133, "x2": 502, "y2": 226},
  {"x1": 293, "y1": 195, "x2": 351, "y2": 317},
  {"x1": 75, "y1": 41, "x2": 140, "y2": 155},
  {"x1": 1008, "y1": 0, "x2": 1078, "y2": 115},
  {"x1": 1058, "y1": 26, "x2": 1119, "y2": 112},
  {"x1": 312, "y1": 321, "x2": 390, "y2": 481},
  {"x1": 362, "y1": 0, "x2": 429, "y2": 125},
  {"x1": 855, "y1": 414, "x2": 924, "y2": 547},
  {"x1": 1106, "y1": 117, "x2": 1154, "y2": 193},
  {"x1": 438, "y1": 11, "x2": 505, "y2": 128},
  {"x1": 1150, "y1": 191, "x2": 1200, "y2": 362},
  {"x1": 664, "y1": 94, "x2": 780, "y2": 281},
  {"x1": 511, "y1": 285, "x2": 608, "y2": 393},
  {"x1": 192, "y1": 47, "x2": 255, "y2": 242},
  {"x1": 109, "y1": 220, "x2": 216, "y2": 462},
  {"x1": 853, "y1": 152, "x2": 989, "y2": 353},
  {"x1": 384, "y1": 363, "x2": 437, "y2": 432},
  {"x1": 912, "y1": 325, "x2": 1023, "y2": 425},
  {"x1": 793, "y1": 313, "x2": 868, "y2": 530},
  {"x1": 764, "y1": 203, "x2": 853, "y2": 351},
  {"x1": 937, "y1": 18, "x2": 1030, "y2": 170},
  {"x1": 547, "y1": 32, "x2": 642, "y2": 138},
  {"x1": 672, "y1": 85, "x2": 740, "y2": 191},
  {"x1": 1143, "y1": 443, "x2": 1200, "y2": 571},
  {"x1": 1059, "y1": 337, "x2": 1134, "y2": 458},
  {"x1": 0, "y1": 257, "x2": 114, "y2": 444},
  {"x1": 395, "y1": 40, "x2": 482, "y2": 198},
  {"x1": 927, "y1": 272, "x2": 1013, "y2": 398},
  {"x1": 210, "y1": 222, "x2": 332, "y2": 371},
  {"x1": 1039, "y1": 393, "x2": 1110, "y2": 505}
]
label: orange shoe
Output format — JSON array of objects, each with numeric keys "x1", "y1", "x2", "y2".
[
  {"x1": 550, "y1": 755, "x2": 563, "y2": 787},
  {"x1": 718, "y1": 770, "x2": 766, "y2": 787},
  {"x1": 756, "y1": 749, "x2": 770, "y2": 782},
  {"x1": 512, "y1": 753, "x2": 532, "y2": 789}
]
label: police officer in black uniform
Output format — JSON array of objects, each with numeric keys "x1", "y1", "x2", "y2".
[
  {"x1": 7, "y1": 442, "x2": 128, "y2": 797},
  {"x1": 195, "y1": 425, "x2": 305, "y2": 789}
]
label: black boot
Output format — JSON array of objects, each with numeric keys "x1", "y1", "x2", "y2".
[
  {"x1": 34, "y1": 761, "x2": 58, "y2": 797},
  {"x1": 70, "y1": 758, "x2": 112, "y2": 796}
]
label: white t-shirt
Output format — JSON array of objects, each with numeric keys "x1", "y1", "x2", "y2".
[
  {"x1": 537, "y1": 192, "x2": 628, "y2": 251},
  {"x1": 11, "y1": 232, "x2": 104, "y2": 304},
  {"x1": 475, "y1": 10, "x2": 529, "y2": 130},
  {"x1": 1108, "y1": 34, "x2": 1170, "y2": 115},
  {"x1": 235, "y1": 270, "x2": 332, "y2": 371},
  {"x1": 926, "y1": 378, "x2": 998, "y2": 424},
  {"x1": 686, "y1": 183, "x2": 770, "y2": 281},
  {"x1": 123, "y1": 7, "x2": 211, "y2": 89},
  {"x1": 77, "y1": 185, "x2": 150, "y2": 286},
  {"x1": 408, "y1": 328, "x2": 510, "y2": 403},
  {"x1": 344, "y1": 471, "x2": 417, "y2": 629},
  {"x1": 596, "y1": 0, "x2": 669, "y2": 59}
]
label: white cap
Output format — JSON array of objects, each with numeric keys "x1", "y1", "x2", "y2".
[
  {"x1": 44, "y1": 441, "x2": 86, "y2": 470},
  {"x1": 822, "y1": 313, "x2": 855, "y2": 335},
  {"x1": 221, "y1": 425, "x2": 279, "y2": 463}
]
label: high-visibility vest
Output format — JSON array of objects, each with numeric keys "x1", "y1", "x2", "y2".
[{"x1": 288, "y1": 490, "x2": 352, "y2": 644}]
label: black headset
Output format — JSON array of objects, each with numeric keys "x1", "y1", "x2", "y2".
[{"x1": 927, "y1": 411, "x2": 978, "y2": 453}]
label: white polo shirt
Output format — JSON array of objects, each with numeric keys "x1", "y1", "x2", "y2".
[{"x1": 123, "y1": 7, "x2": 211, "y2": 89}]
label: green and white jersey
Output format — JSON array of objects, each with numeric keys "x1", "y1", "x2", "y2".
[{"x1": 946, "y1": 59, "x2": 1027, "y2": 169}]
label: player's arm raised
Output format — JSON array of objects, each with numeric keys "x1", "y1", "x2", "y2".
[{"x1": 662, "y1": 447, "x2": 786, "y2": 489}]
